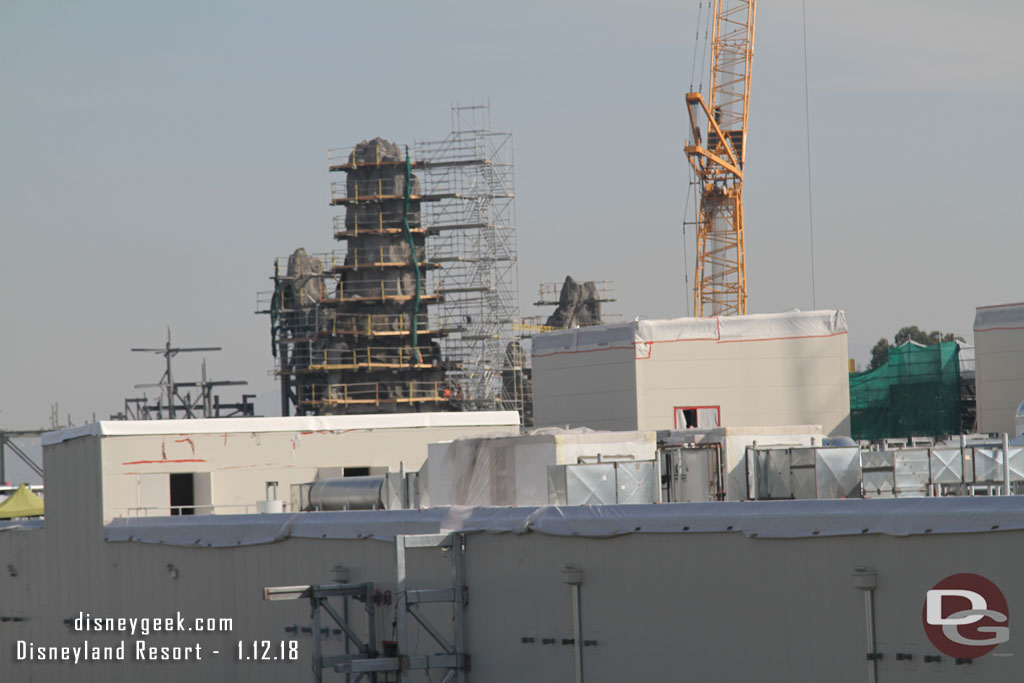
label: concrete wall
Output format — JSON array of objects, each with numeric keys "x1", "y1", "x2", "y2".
[
  {"x1": 531, "y1": 346, "x2": 638, "y2": 430},
  {"x1": 976, "y1": 326, "x2": 1024, "y2": 435},
  {"x1": 635, "y1": 334, "x2": 851, "y2": 435},
  {"x1": 2, "y1": 500, "x2": 1020, "y2": 682}
]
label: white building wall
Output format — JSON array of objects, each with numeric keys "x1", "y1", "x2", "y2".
[
  {"x1": 975, "y1": 302, "x2": 1024, "y2": 435},
  {"x1": 635, "y1": 334, "x2": 850, "y2": 435},
  {"x1": 532, "y1": 312, "x2": 851, "y2": 436},
  {"x1": 43, "y1": 413, "x2": 520, "y2": 522}
]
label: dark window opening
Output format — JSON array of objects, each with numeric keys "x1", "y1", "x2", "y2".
[
  {"x1": 674, "y1": 406, "x2": 721, "y2": 429},
  {"x1": 344, "y1": 467, "x2": 370, "y2": 477},
  {"x1": 170, "y1": 473, "x2": 195, "y2": 516}
]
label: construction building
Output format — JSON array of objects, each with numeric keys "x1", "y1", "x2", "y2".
[
  {"x1": 41, "y1": 413, "x2": 518, "y2": 523},
  {"x1": 849, "y1": 341, "x2": 964, "y2": 441},
  {"x1": 262, "y1": 104, "x2": 521, "y2": 418},
  {"x1": 0, "y1": 423, "x2": 1020, "y2": 682},
  {"x1": 531, "y1": 309, "x2": 851, "y2": 435},
  {"x1": 975, "y1": 301, "x2": 1024, "y2": 435}
]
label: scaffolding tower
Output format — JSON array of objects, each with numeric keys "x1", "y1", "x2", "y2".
[
  {"x1": 416, "y1": 102, "x2": 521, "y2": 413},
  {"x1": 260, "y1": 103, "x2": 522, "y2": 418}
]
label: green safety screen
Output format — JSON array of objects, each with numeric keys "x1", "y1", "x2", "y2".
[{"x1": 849, "y1": 341, "x2": 961, "y2": 441}]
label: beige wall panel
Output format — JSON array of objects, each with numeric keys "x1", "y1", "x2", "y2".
[
  {"x1": 532, "y1": 348, "x2": 637, "y2": 430},
  {"x1": 976, "y1": 328, "x2": 1024, "y2": 434},
  {"x1": 636, "y1": 336, "x2": 850, "y2": 435},
  {"x1": 533, "y1": 326, "x2": 850, "y2": 436},
  {"x1": 66, "y1": 421, "x2": 520, "y2": 521}
]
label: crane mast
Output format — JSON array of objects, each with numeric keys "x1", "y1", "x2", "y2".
[{"x1": 685, "y1": 0, "x2": 756, "y2": 316}]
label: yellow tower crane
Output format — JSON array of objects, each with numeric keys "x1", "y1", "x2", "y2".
[{"x1": 685, "y1": 0, "x2": 756, "y2": 317}]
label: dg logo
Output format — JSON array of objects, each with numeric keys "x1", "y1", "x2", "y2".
[{"x1": 923, "y1": 573, "x2": 1009, "y2": 659}]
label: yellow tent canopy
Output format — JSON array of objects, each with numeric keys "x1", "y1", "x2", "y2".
[{"x1": 0, "y1": 484, "x2": 44, "y2": 519}]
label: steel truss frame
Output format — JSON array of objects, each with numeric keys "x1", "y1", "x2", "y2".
[
  {"x1": 685, "y1": 0, "x2": 756, "y2": 317},
  {"x1": 264, "y1": 533, "x2": 468, "y2": 683}
]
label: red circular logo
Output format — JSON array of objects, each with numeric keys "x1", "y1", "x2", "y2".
[{"x1": 922, "y1": 573, "x2": 1010, "y2": 659}]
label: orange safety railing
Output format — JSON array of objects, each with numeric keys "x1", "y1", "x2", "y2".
[
  {"x1": 306, "y1": 346, "x2": 439, "y2": 370},
  {"x1": 333, "y1": 279, "x2": 438, "y2": 303},
  {"x1": 323, "y1": 247, "x2": 432, "y2": 271},
  {"x1": 300, "y1": 382, "x2": 450, "y2": 407}
]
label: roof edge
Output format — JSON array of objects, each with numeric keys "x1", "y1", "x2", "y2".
[{"x1": 42, "y1": 411, "x2": 521, "y2": 447}]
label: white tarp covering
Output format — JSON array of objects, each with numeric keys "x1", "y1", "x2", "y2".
[
  {"x1": 428, "y1": 429, "x2": 656, "y2": 507},
  {"x1": 533, "y1": 310, "x2": 848, "y2": 359},
  {"x1": 0, "y1": 520, "x2": 44, "y2": 533},
  {"x1": 714, "y1": 309, "x2": 847, "y2": 342},
  {"x1": 974, "y1": 302, "x2": 1024, "y2": 332},
  {"x1": 105, "y1": 497, "x2": 1024, "y2": 547},
  {"x1": 531, "y1": 323, "x2": 635, "y2": 358}
]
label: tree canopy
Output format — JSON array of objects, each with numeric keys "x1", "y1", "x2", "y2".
[{"x1": 867, "y1": 326, "x2": 962, "y2": 370}]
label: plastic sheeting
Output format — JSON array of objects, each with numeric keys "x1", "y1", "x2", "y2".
[
  {"x1": 428, "y1": 429, "x2": 656, "y2": 507},
  {"x1": 0, "y1": 519, "x2": 44, "y2": 533},
  {"x1": 104, "y1": 509, "x2": 449, "y2": 547},
  {"x1": 530, "y1": 323, "x2": 635, "y2": 358},
  {"x1": 104, "y1": 497, "x2": 1024, "y2": 547},
  {"x1": 974, "y1": 301, "x2": 1024, "y2": 332},
  {"x1": 849, "y1": 341, "x2": 961, "y2": 440},
  {"x1": 533, "y1": 310, "x2": 848, "y2": 359}
]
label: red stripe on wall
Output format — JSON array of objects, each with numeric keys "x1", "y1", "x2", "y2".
[{"x1": 122, "y1": 459, "x2": 207, "y2": 465}]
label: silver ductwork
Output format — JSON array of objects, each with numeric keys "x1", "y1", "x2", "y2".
[{"x1": 308, "y1": 476, "x2": 385, "y2": 511}]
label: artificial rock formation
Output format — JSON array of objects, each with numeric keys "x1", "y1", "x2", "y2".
[
  {"x1": 545, "y1": 276, "x2": 603, "y2": 329},
  {"x1": 273, "y1": 138, "x2": 451, "y2": 415}
]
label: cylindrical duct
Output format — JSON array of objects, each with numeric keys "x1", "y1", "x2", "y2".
[{"x1": 309, "y1": 476, "x2": 385, "y2": 510}]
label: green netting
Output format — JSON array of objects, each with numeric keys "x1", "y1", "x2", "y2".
[{"x1": 849, "y1": 341, "x2": 961, "y2": 440}]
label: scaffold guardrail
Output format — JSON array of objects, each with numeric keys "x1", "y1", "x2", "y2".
[
  {"x1": 299, "y1": 381, "x2": 452, "y2": 408},
  {"x1": 535, "y1": 280, "x2": 617, "y2": 306}
]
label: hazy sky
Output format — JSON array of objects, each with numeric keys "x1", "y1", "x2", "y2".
[{"x1": 2, "y1": 0, "x2": 1022, "y2": 437}]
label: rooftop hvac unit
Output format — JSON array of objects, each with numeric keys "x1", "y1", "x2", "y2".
[
  {"x1": 746, "y1": 447, "x2": 862, "y2": 500},
  {"x1": 861, "y1": 450, "x2": 895, "y2": 499},
  {"x1": 893, "y1": 448, "x2": 930, "y2": 497},
  {"x1": 660, "y1": 445, "x2": 725, "y2": 502},
  {"x1": 547, "y1": 461, "x2": 659, "y2": 506}
]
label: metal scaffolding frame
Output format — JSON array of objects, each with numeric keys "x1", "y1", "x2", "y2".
[
  {"x1": 259, "y1": 103, "x2": 521, "y2": 419},
  {"x1": 263, "y1": 532, "x2": 468, "y2": 683},
  {"x1": 415, "y1": 102, "x2": 521, "y2": 414},
  {"x1": 112, "y1": 329, "x2": 254, "y2": 420},
  {"x1": 0, "y1": 430, "x2": 45, "y2": 483}
]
